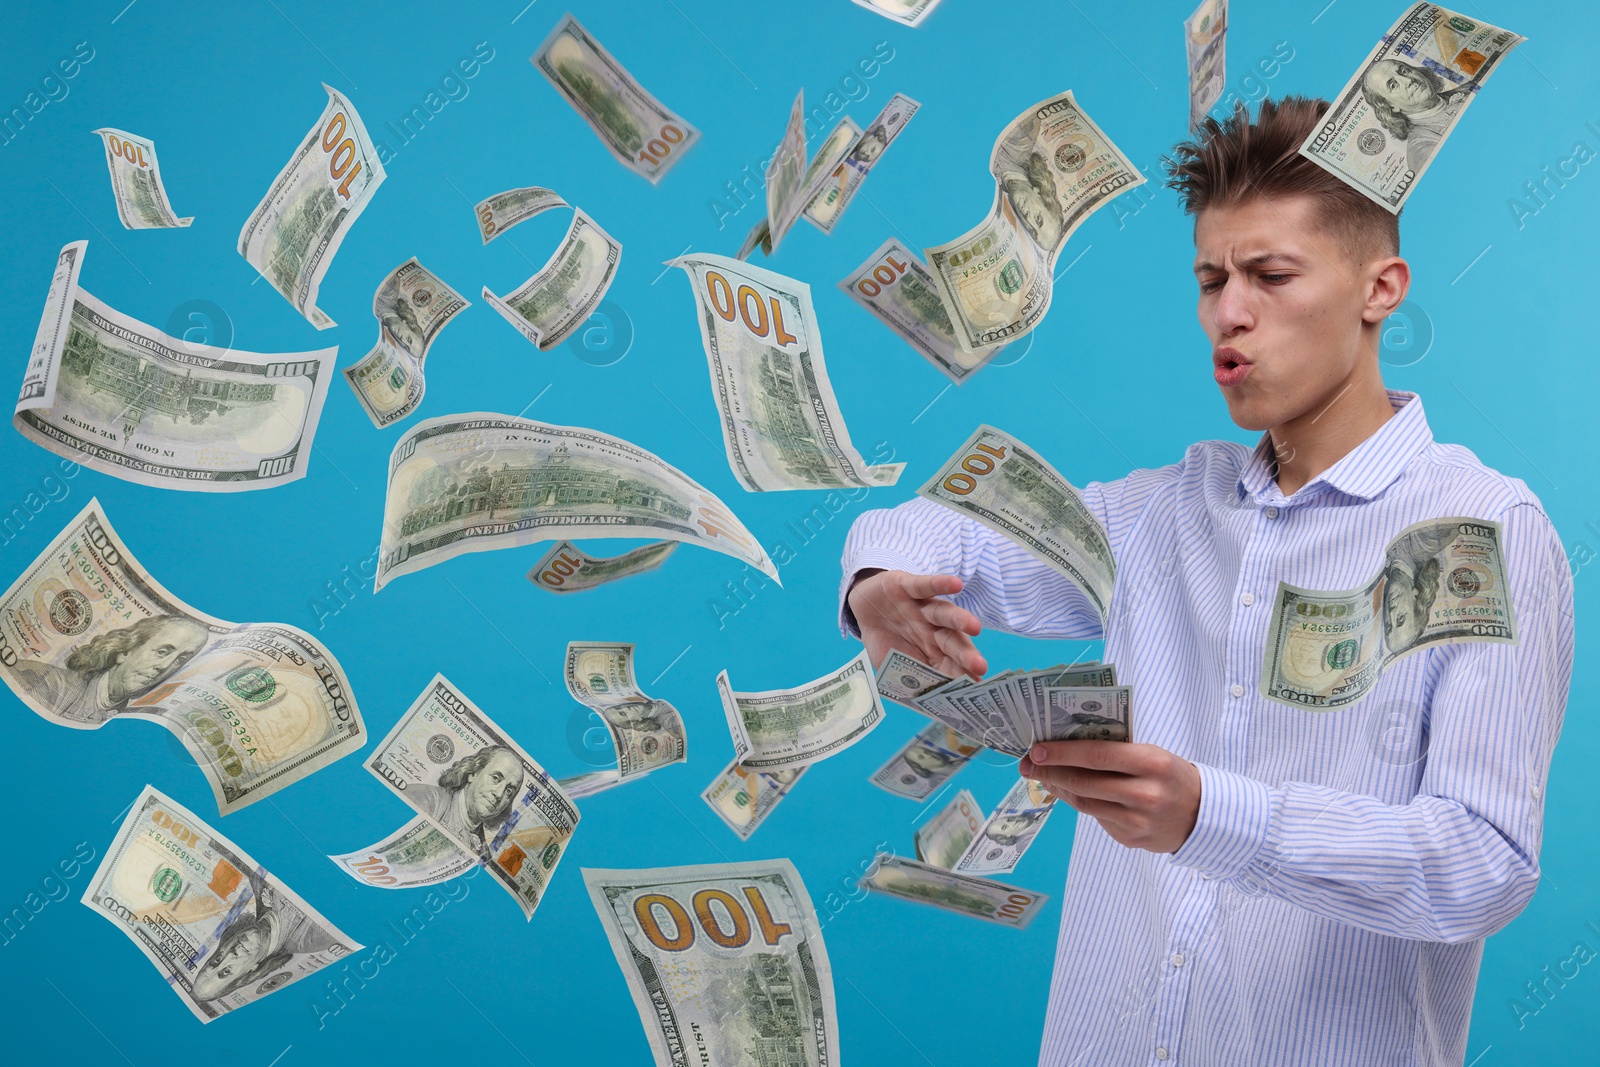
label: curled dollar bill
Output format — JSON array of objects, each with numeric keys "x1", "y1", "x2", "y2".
[
  {"x1": 376, "y1": 413, "x2": 778, "y2": 590},
  {"x1": 718, "y1": 649, "x2": 885, "y2": 769},
  {"x1": 671, "y1": 252, "x2": 902, "y2": 491},
  {"x1": 564, "y1": 641, "x2": 687, "y2": 781},
  {"x1": 483, "y1": 207, "x2": 621, "y2": 350},
  {"x1": 1299, "y1": 3, "x2": 1523, "y2": 212},
  {"x1": 0, "y1": 500, "x2": 365, "y2": 814},
  {"x1": 17, "y1": 241, "x2": 335, "y2": 491},
  {"x1": 915, "y1": 788, "x2": 983, "y2": 867},
  {"x1": 926, "y1": 91, "x2": 1143, "y2": 352},
  {"x1": 85, "y1": 785, "x2": 362, "y2": 1022},
  {"x1": 343, "y1": 256, "x2": 469, "y2": 428},
  {"x1": 840, "y1": 237, "x2": 1007, "y2": 385},
  {"x1": 802, "y1": 92, "x2": 919, "y2": 234},
  {"x1": 533, "y1": 13, "x2": 700, "y2": 183},
  {"x1": 860, "y1": 852, "x2": 1049, "y2": 928},
  {"x1": 851, "y1": 0, "x2": 943, "y2": 26},
  {"x1": 702, "y1": 759, "x2": 810, "y2": 840},
  {"x1": 953, "y1": 777, "x2": 1057, "y2": 874},
  {"x1": 474, "y1": 185, "x2": 567, "y2": 243},
  {"x1": 1184, "y1": 0, "x2": 1228, "y2": 130},
  {"x1": 330, "y1": 815, "x2": 473, "y2": 889},
  {"x1": 527, "y1": 539, "x2": 677, "y2": 592},
  {"x1": 93, "y1": 128, "x2": 192, "y2": 228},
  {"x1": 1261, "y1": 516, "x2": 1515, "y2": 708},
  {"x1": 366, "y1": 674, "x2": 579, "y2": 920},
  {"x1": 870, "y1": 721, "x2": 982, "y2": 801},
  {"x1": 583, "y1": 860, "x2": 838, "y2": 1067},
  {"x1": 238, "y1": 83, "x2": 385, "y2": 329}
]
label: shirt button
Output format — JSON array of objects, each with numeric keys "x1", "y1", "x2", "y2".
[
  {"x1": 1531, "y1": 785, "x2": 1542, "y2": 799},
  {"x1": 1240, "y1": 592, "x2": 1254, "y2": 606},
  {"x1": 1230, "y1": 683, "x2": 1245, "y2": 698},
  {"x1": 1156, "y1": 1048, "x2": 1170, "y2": 1061},
  {"x1": 1265, "y1": 506, "x2": 1280, "y2": 518},
  {"x1": 1171, "y1": 953, "x2": 1185, "y2": 967}
]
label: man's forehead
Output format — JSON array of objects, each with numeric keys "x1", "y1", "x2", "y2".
[{"x1": 1192, "y1": 196, "x2": 1341, "y2": 268}]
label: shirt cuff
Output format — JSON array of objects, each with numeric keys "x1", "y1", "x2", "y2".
[
  {"x1": 1167, "y1": 762, "x2": 1272, "y2": 881},
  {"x1": 836, "y1": 549, "x2": 934, "y2": 639}
]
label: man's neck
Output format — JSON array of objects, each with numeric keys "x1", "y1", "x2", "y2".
[{"x1": 1268, "y1": 370, "x2": 1395, "y2": 497}]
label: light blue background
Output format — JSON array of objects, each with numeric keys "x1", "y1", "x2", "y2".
[{"x1": 1, "y1": 0, "x2": 1594, "y2": 1063}]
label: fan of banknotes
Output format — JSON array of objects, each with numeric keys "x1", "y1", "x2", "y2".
[{"x1": 875, "y1": 649, "x2": 1133, "y2": 757}]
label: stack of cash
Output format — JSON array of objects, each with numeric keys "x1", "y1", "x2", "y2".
[{"x1": 876, "y1": 649, "x2": 1132, "y2": 757}]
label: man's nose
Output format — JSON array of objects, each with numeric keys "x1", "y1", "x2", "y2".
[{"x1": 1213, "y1": 276, "x2": 1254, "y2": 335}]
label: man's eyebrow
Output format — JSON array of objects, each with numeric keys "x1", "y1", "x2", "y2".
[{"x1": 1193, "y1": 251, "x2": 1310, "y2": 274}]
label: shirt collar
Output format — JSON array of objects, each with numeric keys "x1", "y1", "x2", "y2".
[{"x1": 1237, "y1": 391, "x2": 1433, "y2": 504}]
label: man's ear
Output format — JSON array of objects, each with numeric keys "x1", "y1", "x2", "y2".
[{"x1": 1362, "y1": 256, "x2": 1411, "y2": 324}]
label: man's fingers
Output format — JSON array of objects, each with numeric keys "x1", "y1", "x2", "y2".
[
  {"x1": 898, "y1": 572, "x2": 964, "y2": 601},
  {"x1": 931, "y1": 627, "x2": 986, "y2": 679},
  {"x1": 921, "y1": 599, "x2": 981, "y2": 636}
]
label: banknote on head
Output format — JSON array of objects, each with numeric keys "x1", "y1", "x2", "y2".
[
  {"x1": 533, "y1": 13, "x2": 700, "y2": 183},
  {"x1": 238, "y1": 84, "x2": 385, "y2": 329},
  {"x1": 565, "y1": 641, "x2": 687, "y2": 781},
  {"x1": 528, "y1": 539, "x2": 678, "y2": 592},
  {"x1": 1299, "y1": 3, "x2": 1523, "y2": 212},
  {"x1": 0, "y1": 500, "x2": 364, "y2": 814},
  {"x1": 17, "y1": 241, "x2": 335, "y2": 491},
  {"x1": 375, "y1": 413, "x2": 778, "y2": 590},
  {"x1": 915, "y1": 788, "x2": 983, "y2": 868},
  {"x1": 330, "y1": 814, "x2": 474, "y2": 889},
  {"x1": 475, "y1": 185, "x2": 568, "y2": 243},
  {"x1": 1261, "y1": 516, "x2": 1515, "y2": 708},
  {"x1": 871, "y1": 720, "x2": 983, "y2": 800},
  {"x1": 953, "y1": 777, "x2": 1057, "y2": 874},
  {"x1": 860, "y1": 852, "x2": 1049, "y2": 928},
  {"x1": 93, "y1": 128, "x2": 192, "y2": 228},
  {"x1": 919, "y1": 424, "x2": 1115, "y2": 621},
  {"x1": 841, "y1": 238, "x2": 1008, "y2": 385},
  {"x1": 803, "y1": 92, "x2": 920, "y2": 234},
  {"x1": 851, "y1": 0, "x2": 943, "y2": 27},
  {"x1": 483, "y1": 207, "x2": 621, "y2": 350},
  {"x1": 671, "y1": 252, "x2": 903, "y2": 491},
  {"x1": 1184, "y1": 0, "x2": 1228, "y2": 130},
  {"x1": 702, "y1": 758, "x2": 810, "y2": 840},
  {"x1": 85, "y1": 785, "x2": 361, "y2": 1022},
  {"x1": 719, "y1": 649, "x2": 885, "y2": 769},
  {"x1": 366, "y1": 674, "x2": 579, "y2": 920},
  {"x1": 344, "y1": 256, "x2": 470, "y2": 428},
  {"x1": 926, "y1": 91, "x2": 1143, "y2": 352}
]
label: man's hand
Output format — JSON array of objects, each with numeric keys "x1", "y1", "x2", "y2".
[
  {"x1": 847, "y1": 569, "x2": 987, "y2": 681},
  {"x1": 1019, "y1": 741, "x2": 1202, "y2": 854}
]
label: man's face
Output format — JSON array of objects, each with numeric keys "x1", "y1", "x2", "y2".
[
  {"x1": 1194, "y1": 195, "x2": 1386, "y2": 433},
  {"x1": 1383, "y1": 572, "x2": 1423, "y2": 650},
  {"x1": 110, "y1": 619, "x2": 206, "y2": 698},
  {"x1": 904, "y1": 742, "x2": 954, "y2": 775},
  {"x1": 854, "y1": 131, "x2": 887, "y2": 165},
  {"x1": 464, "y1": 750, "x2": 523, "y2": 825},
  {"x1": 1007, "y1": 181, "x2": 1056, "y2": 247},
  {"x1": 991, "y1": 814, "x2": 1034, "y2": 839},
  {"x1": 1364, "y1": 59, "x2": 1440, "y2": 114},
  {"x1": 206, "y1": 925, "x2": 266, "y2": 982}
]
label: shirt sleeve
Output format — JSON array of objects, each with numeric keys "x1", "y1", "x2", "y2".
[{"x1": 1168, "y1": 501, "x2": 1576, "y2": 943}]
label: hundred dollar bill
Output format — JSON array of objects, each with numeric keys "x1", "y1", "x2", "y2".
[
  {"x1": 533, "y1": 13, "x2": 700, "y2": 183},
  {"x1": 919, "y1": 424, "x2": 1115, "y2": 622},
  {"x1": 17, "y1": 241, "x2": 335, "y2": 491},
  {"x1": 0, "y1": 500, "x2": 364, "y2": 814},
  {"x1": 840, "y1": 238, "x2": 1006, "y2": 385},
  {"x1": 764, "y1": 90, "x2": 811, "y2": 254},
  {"x1": 874, "y1": 648, "x2": 956, "y2": 707},
  {"x1": 736, "y1": 116, "x2": 869, "y2": 260},
  {"x1": 366, "y1": 674, "x2": 579, "y2": 920},
  {"x1": 803, "y1": 93, "x2": 919, "y2": 234},
  {"x1": 1184, "y1": 0, "x2": 1228, "y2": 130},
  {"x1": 475, "y1": 185, "x2": 567, "y2": 243},
  {"x1": 1261, "y1": 516, "x2": 1515, "y2": 709},
  {"x1": 860, "y1": 852, "x2": 1049, "y2": 928},
  {"x1": 330, "y1": 814, "x2": 473, "y2": 889},
  {"x1": 719, "y1": 649, "x2": 885, "y2": 769},
  {"x1": 1299, "y1": 4, "x2": 1523, "y2": 212},
  {"x1": 565, "y1": 641, "x2": 687, "y2": 781},
  {"x1": 915, "y1": 788, "x2": 983, "y2": 868},
  {"x1": 376, "y1": 413, "x2": 778, "y2": 590},
  {"x1": 870, "y1": 721, "x2": 982, "y2": 800},
  {"x1": 926, "y1": 91, "x2": 1142, "y2": 352},
  {"x1": 583, "y1": 860, "x2": 837, "y2": 1067},
  {"x1": 852, "y1": 0, "x2": 942, "y2": 26},
  {"x1": 483, "y1": 208, "x2": 621, "y2": 350},
  {"x1": 702, "y1": 759, "x2": 810, "y2": 840},
  {"x1": 558, "y1": 768, "x2": 626, "y2": 800},
  {"x1": 238, "y1": 83, "x2": 385, "y2": 329},
  {"x1": 93, "y1": 128, "x2": 192, "y2": 228},
  {"x1": 528, "y1": 539, "x2": 677, "y2": 592},
  {"x1": 84, "y1": 785, "x2": 361, "y2": 1022},
  {"x1": 953, "y1": 777, "x2": 1056, "y2": 874},
  {"x1": 344, "y1": 256, "x2": 470, "y2": 428},
  {"x1": 1042, "y1": 685, "x2": 1133, "y2": 743},
  {"x1": 670, "y1": 252, "x2": 903, "y2": 492}
]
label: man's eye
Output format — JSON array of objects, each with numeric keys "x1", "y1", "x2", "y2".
[
  {"x1": 1199, "y1": 279, "x2": 1223, "y2": 293},
  {"x1": 1262, "y1": 273, "x2": 1292, "y2": 284}
]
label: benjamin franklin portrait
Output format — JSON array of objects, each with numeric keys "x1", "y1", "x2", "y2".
[{"x1": 12, "y1": 614, "x2": 209, "y2": 725}]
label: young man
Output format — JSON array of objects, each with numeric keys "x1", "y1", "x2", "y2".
[{"x1": 839, "y1": 97, "x2": 1573, "y2": 1066}]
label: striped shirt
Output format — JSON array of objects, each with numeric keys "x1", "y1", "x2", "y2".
[{"x1": 838, "y1": 391, "x2": 1574, "y2": 1066}]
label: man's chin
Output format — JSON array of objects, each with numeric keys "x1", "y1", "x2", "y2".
[{"x1": 1220, "y1": 391, "x2": 1277, "y2": 434}]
